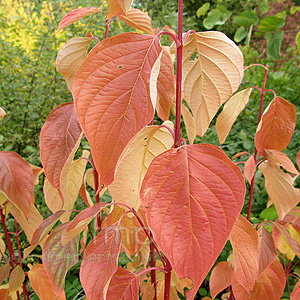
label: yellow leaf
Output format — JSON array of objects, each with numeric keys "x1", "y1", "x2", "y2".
[
  {"x1": 259, "y1": 161, "x2": 300, "y2": 220},
  {"x1": 44, "y1": 177, "x2": 63, "y2": 213},
  {"x1": 216, "y1": 88, "x2": 252, "y2": 144},
  {"x1": 109, "y1": 121, "x2": 174, "y2": 210},
  {"x1": 0, "y1": 234, "x2": 6, "y2": 262},
  {"x1": 181, "y1": 103, "x2": 196, "y2": 144},
  {"x1": 56, "y1": 37, "x2": 93, "y2": 91},
  {"x1": 182, "y1": 32, "x2": 244, "y2": 136}
]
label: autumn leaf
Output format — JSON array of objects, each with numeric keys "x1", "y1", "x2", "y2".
[
  {"x1": 182, "y1": 32, "x2": 244, "y2": 136},
  {"x1": 73, "y1": 33, "x2": 162, "y2": 187},
  {"x1": 210, "y1": 261, "x2": 234, "y2": 299},
  {"x1": 8, "y1": 266, "x2": 25, "y2": 295},
  {"x1": 44, "y1": 177, "x2": 63, "y2": 213},
  {"x1": 80, "y1": 223, "x2": 122, "y2": 300},
  {"x1": 156, "y1": 47, "x2": 175, "y2": 121},
  {"x1": 0, "y1": 151, "x2": 34, "y2": 218},
  {"x1": 28, "y1": 264, "x2": 66, "y2": 300},
  {"x1": 255, "y1": 97, "x2": 296, "y2": 156},
  {"x1": 0, "y1": 264, "x2": 10, "y2": 285},
  {"x1": 181, "y1": 103, "x2": 196, "y2": 144},
  {"x1": 40, "y1": 102, "x2": 82, "y2": 191},
  {"x1": 259, "y1": 161, "x2": 299, "y2": 220},
  {"x1": 265, "y1": 149, "x2": 299, "y2": 175},
  {"x1": 118, "y1": 8, "x2": 154, "y2": 35},
  {"x1": 57, "y1": 7, "x2": 103, "y2": 32},
  {"x1": 230, "y1": 215, "x2": 258, "y2": 293},
  {"x1": 291, "y1": 280, "x2": 300, "y2": 300},
  {"x1": 56, "y1": 37, "x2": 93, "y2": 91},
  {"x1": 257, "y1": 227, "x2": 277, "y2": 277},
  {"x1": 297, "y1": 149, "x2": 300, "y2": 170},
  {"x1": 141, "y1": 144, "x2": 245, "y2": 299},
  {"x1": 216, "y1": 88, "x2": 252, "y2": 144},
  {"x1": 109, "y1": 122, "x2": 174, "y2": 211},
  {"x1": 108, "y1": 0, "x2": 132, "y2": 19},
  {"x1": 43, "y1": 223, "x2": 79, "y2": 297},
  {"x1": 244, "y1": 155, "x2": 256, "y2": 183},
  {"x1": 106, "y1": 267, "x2": 139, "y2": 300}
]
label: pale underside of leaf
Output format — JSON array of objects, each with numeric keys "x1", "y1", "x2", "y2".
[
  {"x1": 73, "y1": 33, "x2": 162, "y2": 187},
  {"x1": 259, "y1": 161, "x2": 300, "y2": 220},
  {"x1": 141, "y1": 144, "x2": 245, "y2": 299},
  {"x1": 56, "y1": 37, "x2": 93, "y2": 91},
  {"x1": 216, "y1": 88, "x2": 252, "y2": 144},
  {"x1": 244, "y1": 155, "x2": 256, "y2": 183},
  {"x1": 181, "y1": 103, "x2": 196, "y2": 144},
  {"x1": 108, "y1": 0, "x2": 132, "y2": 19},
  {"x1": 109, "y1": 122, "x2": 174, "y2": 211},
  {"x1": 118, "y1": 8, "x2": 154, "y2": 35},
  {"x1": 0, "y1": 107, "x2": 6, "y2": 121},
  {"x1": 182, "y1": 32, "x2": 244, "y2": 136}
]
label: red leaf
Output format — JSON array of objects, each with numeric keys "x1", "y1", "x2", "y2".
[
  {"x1": 28, "y1": 264, "x2": 66, "y2": 300},
  {"x1": 244, "y1": 155, "x2": 256, "y2": 183},
  {"x1": 0, "y1": 151, "x2": 34, "y2": 218},
  {"x1": 73, "y1": 33, "x2": 162, "y2": 187},
  {"x1": 255, "y1": 97, "x2": 296, "y2": 156},
  {"x1": 230, "y1": 215, "x2": 258, "y2": 293},
  {"x1": 42, "y1": 223, "x2": 79, "y2": 297},
  {"x1": 57, "y1": 7, "x2": 103, "y2": 32},
  {"x1": 80, "y1": 223, "x2": 122, "y2": 300},
  {"x1": 291, "y1": 280, "x2": 300, "y2": 300},
  {"x1": 257, "y1": 227, "x2": 277, "y2": 277},
  {"x1": 106, "y1": 267, "x2": 139, "y2": 300},
  {"x1": 40, "y1": 102, "x2": 82, "y2": 190},
  {"x1": 210, "y1": 261, "x2": 234, "y2": 299},
  {"x1": 140, "y1": 144, "x2": 245, "y2": 299},
  {"x1": 156, "y1": 47, "x2": 175, "y2": 121}
]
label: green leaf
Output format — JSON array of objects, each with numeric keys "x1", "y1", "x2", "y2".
[
  {"x1": 260, "y1": 205, "x2": 278, "y2": 221},
  {"x1": 215, "y1": 6, "x2": 231, "y2": 25},
  {"x1": 233, "y1": 11, "x2": 259, "y2": 27},
  {"x1": 203, "y1": 6, "x2": 231, "y2": 29},
  {"x1": 296, "y1": 31, "x2": 300, "y2": 53},
  {"x1": 260, "y1": 0, "x2": 269, "y2": 14},
  {"x1": 265, "y1": 30, "x2": 283, "y2": 60},
  {"x1": 272, "y1": 71, "x2": 284, "y2": 80},
  {"x1": 245, "y1": 25, "x2": 253, "y2": 47},
  {"x1": 290, "y1": 6, "x2": 300, "y2": 14},
  {"x1": 196, "y1": 3, "x2": 210, "y2": 17},
  {"x1": 234, "y1": 27, "x2": 247, "y2": 43},
  {"x1": 258, "y1": 16, "x2": 285, "y2": 32},
  {"x1": 276, "y1": 10, "x2": 286, "y2": 20}
]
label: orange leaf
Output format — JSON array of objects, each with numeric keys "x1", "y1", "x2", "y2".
[
  {"x1": 291, "y1": 280, "x2": 300, "y2": 300},
  {"x1": 140, "y1": 144, "x2": 245, "y2": 299},
  {"x1": 232, "y1": 258, "x2": 285, "y2": 300},
  {"x1": 232, "y1": 151, "x2": 249, "y2": 160},
  {"x1": 73, "y1": 33, "x2": 162, "y2": 187},
  {"x1": 230, "y1": 215, "x2": 258, "y2": 293},
  {"x1": 42, "y1": 223, "x2": 79, "y2": 297},
  {"x1": 28, "y1": 264, "x2": 66, "y2": 300},
  {"x1": 8, "y1": 265, "x2": 25, "y2": 295},
  {"x1": 80, "y1": 223, "x2": 122, "y2": 300},
  {"x1": 108, "y1": 123, "x2": 174, "y2": 211},
  {"x1": 0, "y1": 264, "x2": 10, "y2": 285},
  {"x1": 118, "y1": 8, "x2": 154, "y2": 35},
  {"x1": 43, "y1": 177, "x2": 63, "y2": 213},
  {"x1": 106, "y1": 267, "x2": 139, "y2": 300},
  {"x1": 57, "y1": 7, "x2": 103, "y2": 32},
  {"x1": 0, "y1": 235, "x2": 6, "y2": 261},
  {"x1": 216, "y1": 88, "x2": 252, "y2": 144},
  {"x1": 156, "y1": 47, "x2": 175, "y2": 121},
  {"x1": 182, "y1": 32, "x2": 244, "y2": 136},
  {"x1": 62, "y1": 203, "x2": 106, "y2": 246},
  {"x1": 40, "y1": 102, "x2": 82, "y2": 191},
  {"x1": 244, "y1": 155, "x2": 256, "y2": 183},
  {"x1": 265, "y1": 149, "x2": 299, "y2": 175},
  {"x1": 255, "y1": 97, "x2": 296, "y2": 156},
  {"x1": 56, "y1": 37, "x2": 93, "y2": 91},
  {"x1": 31, "y1": 165, "x2": 43, "y2": 185},
  {"x1": 257, "y1": 227, "x2": 277, "y2": 277},
  {"x1": 108, "y1": 0, "x2": 131, "y2": 19},
  {"x1": 0, "y1": 151, "x2": 34, "y2": 218},
  {"x1": 210, "y1": 261, "x2": 234, "y2": 299},
  {"x1": 259, "y1": 161, "x2": 300, "y2": 220},
  {"x1": 0, "y1": 289, "x2": 12, "y2": 300}
]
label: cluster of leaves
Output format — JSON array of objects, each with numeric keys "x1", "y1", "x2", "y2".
[{"x1": 0, "y1": 0, "x2": 300, "y2": 300}]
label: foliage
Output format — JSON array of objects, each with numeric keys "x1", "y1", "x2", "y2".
[{"x1": 0, "y1": 0, "x2": 300, "y2": 300}]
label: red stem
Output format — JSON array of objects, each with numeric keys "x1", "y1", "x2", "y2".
[
  {"x1": 247, "y1": 64, "x2": 268, "y2": 221},
  {"x1": 93, "y1": 168, "x2": 102, "y2": 232},
  {"x1": 164, "y1": 258, "x2": 172, "y2": 300},
  {"x1": 156, "y1": 31, "x2": 181, "y2": 47},
  {"x1": 150, "y1": 232, "x2": 157, "y2": 300},
  {"x1": 183, "y1": 29, "x2": 196, "y2": 42},
  {"x1": 160, "y1": 125, "x2": 175, "y2": 141},
  {"x1": 105, "y1": 19, "x2": 111, "y2": 39},
  {"x1": 136, "y1": 267, "x2": 167, "y2": 277},
  {"x1": 174, "y1": 0, "x2": 183, "y2": 148}
]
